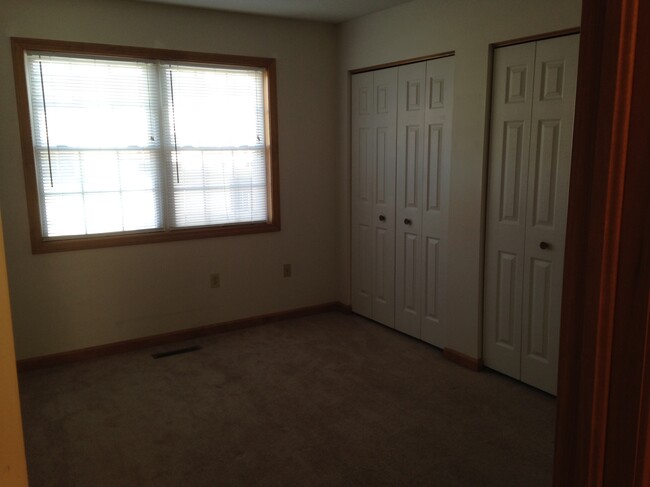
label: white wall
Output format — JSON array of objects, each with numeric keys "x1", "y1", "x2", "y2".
[
  {"x1": 0, "y1": 0, "x2": 583, "y2": 362},
  {"x1": 0, "y1": 0, "x2": 340, "y2": 359},
  {"x1": 338, "y1": 0, "x2": 582, "y2": 358}
]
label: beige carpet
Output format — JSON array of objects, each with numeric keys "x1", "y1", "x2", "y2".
[{"x1": 19, "y1": 312, "x2": 555, "y2": 486}]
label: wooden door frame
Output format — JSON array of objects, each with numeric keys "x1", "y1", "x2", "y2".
[
  {"x1": 554, "y1": 0, "x2": 649, "y2": 484},
  {"x1": 0, "y1": 211, "x2": 29, "y2": 486}
]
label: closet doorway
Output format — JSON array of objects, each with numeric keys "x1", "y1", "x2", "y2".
[
  {"x1": 351, "y1": 54, "x2": 454, "y2": 348},
  {"x1": 483, "y1": 34, "x2": 579, "y2": 394}
]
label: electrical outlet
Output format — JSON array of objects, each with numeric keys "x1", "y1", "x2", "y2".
[
  {"x1": 283, "y1": 264, "x2": 292, "y2": 278},
  {"x1": 210, "y1": 273, "x2": 220, "y2": 288}
]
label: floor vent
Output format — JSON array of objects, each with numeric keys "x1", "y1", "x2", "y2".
[{"x1": 152, "y1": 345, "x2": 201, "y2": 359}]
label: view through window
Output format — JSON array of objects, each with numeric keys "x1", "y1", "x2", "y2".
[{"x1": 12, "y1": 38, "x2": 279, "y2": 252}]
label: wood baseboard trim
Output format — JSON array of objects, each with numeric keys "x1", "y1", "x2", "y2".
[
  {"x1": 17, "y1": 302, "x2": 344, "y2": 371},
  {"x1": 443, "y1": 348, "x2": 484, "y2": 372}
]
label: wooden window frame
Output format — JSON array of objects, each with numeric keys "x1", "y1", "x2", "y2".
[{"x1": 11, "y1": 37, "x2": 281, "y2": 253}]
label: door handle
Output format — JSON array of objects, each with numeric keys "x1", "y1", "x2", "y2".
[
  {"x1": 539, "y1": 241, "x2": 550, "y2": 250},
  {"x1": 379, "y1": 215, "x2": 386, "y2": 222},
  {"x1": 404, "y1": 218, "x2": 412, "y2": 225}
]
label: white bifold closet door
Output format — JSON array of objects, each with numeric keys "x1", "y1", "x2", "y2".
[
  {"x1": 351, "y1": 56, "x2": 454, "y2": 348},
  {"x1": 351, "y1": 67, "x2": 398, "y2": 327},
  {"x1": 395, "y1": 57, "x2": 454, "y2": 346},
  {"x1": 483, "y1": 34, "x2": 579, "y2": 394}
]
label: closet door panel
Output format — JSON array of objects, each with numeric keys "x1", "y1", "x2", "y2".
[
  {"x1": 371, "y1": 68, "x2": 398, "y2": 326},
  {"x1": 352, "y1": 58, "x2": 454, "y2": 344},
  {"x1": 421, "y1": 56, "x2": 454, "y2": 347},
  {"x1": 521, "y1": 35, "x2": 579, "y2": 394},
  {"x1": 395, "y1": 62, "x2": 426, "y2": 338},
  {"x1": 483, "y1": 43, "x2": 535, "y2": 378},
  {"x1": 351, "y1": 72, "x2": 375, "y2": 318}
]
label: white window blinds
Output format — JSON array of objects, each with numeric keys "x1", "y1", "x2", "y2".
[
  {"x1": 25, "y1": 53, "x2": 269, "y2": 239},
  {"x1": 26, "y1": 54, "x2": 163, "y2": 237},
  {"x1": 160, "y1": 64, "x2": 268, "y2": 228}
]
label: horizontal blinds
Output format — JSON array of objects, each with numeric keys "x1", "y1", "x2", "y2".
[
  {"x1": 160, "y1": 64, "x2": 268, "y2": 228},
  {"x1": 25, "y1": 54, "x2": 270, "y2": 238},
  {"x1": 26, "y1": 54, "x2": 163, "y2": 237}
]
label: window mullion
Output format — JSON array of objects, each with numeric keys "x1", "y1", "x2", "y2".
[{"x1": 153, "y1": 61, "x2": 171, "y2": 232}]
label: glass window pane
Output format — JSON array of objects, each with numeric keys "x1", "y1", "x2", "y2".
[
  {"x1": 161, "y1": 64, "x2": 268, "y2": 228},
  {"x1": 26, "y1": 54, "x2": 164, "y2": 237}
]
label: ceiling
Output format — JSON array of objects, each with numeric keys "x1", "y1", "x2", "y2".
[{"x1": 135, "y1": 0, "x2": 413, "y2": 23}]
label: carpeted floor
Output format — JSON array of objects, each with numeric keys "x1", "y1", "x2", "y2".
[{"x1": 18, "y1": 312, "x2": 555, "y2": 486}]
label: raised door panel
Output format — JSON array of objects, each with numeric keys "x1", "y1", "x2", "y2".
[
  {"x1": 371, "y1": 67, "x2": 398, "y2": 327},
  {"x1": 421, "y1": 56, "x2": 454, "y2": 347},
  {"x1": 494, "y1": 251, "x2": 521, "y2": 350},
  {"x1": 395, "y1": 62, "x2": 426, "y2": 338},
  {"x1": 423, "y1": 236, "x2": 440, "y2": 339},
  {"x1": 351, "y1": 72, "x2": 375, "y2": 318},
  {"x1": 521, "y1": 34, "x2": 579, "y2": 394},
  {"x1": 483, "y1": 42, "x2": 535, "y2": 379},
  {"x1": 401, "y1": 231, "x2": 420, "y2": 317}
]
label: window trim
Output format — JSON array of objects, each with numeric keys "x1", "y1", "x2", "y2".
[{"x1": 11, "y1": 37, "x2": 280, "y2": 253}]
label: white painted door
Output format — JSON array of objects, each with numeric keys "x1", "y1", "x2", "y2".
[
  {"x1": 351, "y1": 57, "x2": 453, "y2": 342},
  {"x1": 351, "y1": 68, "x2": 398, "y2": 327},
  {"x1": 395, "y1": 57, "x2": 454, "y2": 344},
  {"x1": 420, "y1": 57, "x2": 454, "y2": 347},
  {"x1": 483, "y1": 42, "x2": 535, "y2": 380},
  {"x1": 395, "y1": 61, "x2": 426, "y2": 338},
  {"x1": 520, "y1": 36, "x2": 579, "y2": 393},
  {"x1": 483, "y1": 35, "x2": 579, "y2": 394}
]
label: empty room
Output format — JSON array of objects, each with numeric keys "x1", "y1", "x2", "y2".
[{"x1": 0, "y1": 0, "x2": 647, "y2": 485}]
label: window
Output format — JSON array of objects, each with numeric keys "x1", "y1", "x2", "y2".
[{"x1": 11, "y1": 38, "x2": 280, "y2": 253}]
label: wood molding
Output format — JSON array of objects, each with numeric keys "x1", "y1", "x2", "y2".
[
  {"x1": 350, "y1": 51, "x2": 455, "y2": 74},
  {"x1": 0, "y1": 211, "x2": 29, "y2": 486},
  {"x1": 491, "y1": 27, "x2": 580, "y2": 49},
  {"x1": 28, "y1": 223, "x2": 282, "y2": 254},
  {"x1": 10, "y1": 37, "x2": 277, "y2": 69},
  {"x1": 602, "y1": 0, "x2": 649, "y2": 483},
  {"x1": 443, "y1": 348, "x2": 484, "y2": 372},
  {"x1": 553, "y1": 0, "x2": 649, "y2": 485},
  {"x1": 16, "y1": 302, "x2": 345, "y2": 371}
]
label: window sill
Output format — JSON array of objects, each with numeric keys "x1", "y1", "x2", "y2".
[{"x1": 31, "y1": 221, "x2": 281, "y2": 254}]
